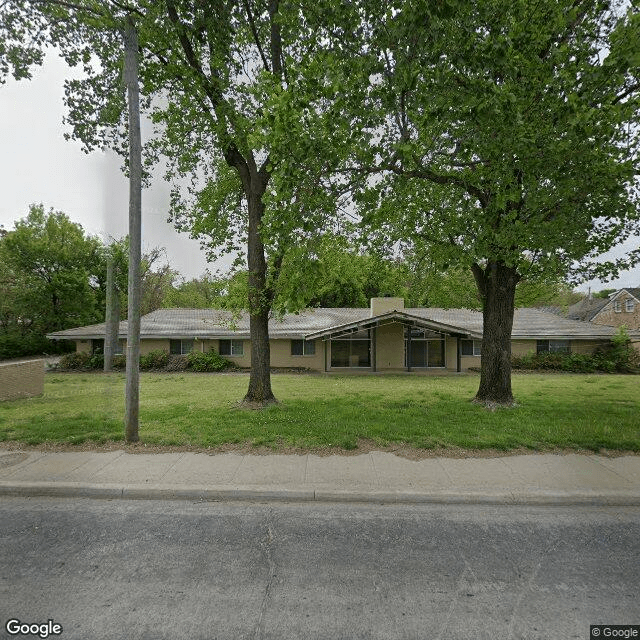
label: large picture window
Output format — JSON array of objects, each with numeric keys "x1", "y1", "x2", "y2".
[
  {"x1": 291, "y1": 339, "x2": 315, "y2": 356},
  {"x1": 404, "y1": 327, "x2": 445, "y2": 368},
  {"x1": 330, "y1": 329, "x2": 371, "y2": 367},
  {"x1": 219, "y1": 339, "x2": 244, "y2": 356}
]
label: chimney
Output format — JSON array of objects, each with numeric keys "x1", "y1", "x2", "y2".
[{"x1": 370, "y1": 297, "x2": 404, "y2": 317}]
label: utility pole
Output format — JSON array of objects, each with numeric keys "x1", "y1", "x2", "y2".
[{"x1": 123, "y1": 15, "x2": 142, "y2": 443}]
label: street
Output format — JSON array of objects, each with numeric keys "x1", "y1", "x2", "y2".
[{"x1": 1, "y1": 497, "x2": 638, "y2": 640}]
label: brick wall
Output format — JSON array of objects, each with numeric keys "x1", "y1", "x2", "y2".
[
  {"x1": 0, "y1": 360, "x2": 45, "y2": 401},
  {"x1": 593, "y1": 292, "x2": 640, "y2": 330}
]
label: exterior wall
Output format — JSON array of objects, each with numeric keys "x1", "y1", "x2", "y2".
[
  {"x1": 445, "y1": 338, "x2": 459, "y2": 370},
  {"x1": 592, "y1": 292, "x2": 640, "y2": 330},
  {"x1": 76, "y1": 340, "x2": 91, "y2": 354},
  {"x1": 375, "y1": 324, "x2": 405, "y2": 370},
  {"x1": 512, "y1": 338, "x2": 608, "y2": 356},
  {"x1": 139, "y1": 339, "x2": 170, "y2": 355},
  {"x1": 270, "y1": 339, "x2": 325, "y2": 369},
  {"x1": 0, "y1": 360, "x2": 44, "y2": 401},
  {"x1": 216, "y1": 339, "x2": 251, "y2": 368}
]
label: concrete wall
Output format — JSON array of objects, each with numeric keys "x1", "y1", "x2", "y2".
[{"x1": 0, "y1": 360, "x2": 44, "y2": 401}]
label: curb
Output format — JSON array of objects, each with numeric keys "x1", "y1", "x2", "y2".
[{"x1": 2, "y1": 481, "x2": 640, "y2": 506}]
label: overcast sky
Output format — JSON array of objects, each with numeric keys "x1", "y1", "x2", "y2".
[{"x1": 1, "y1": 50, "x2": 638, "y2": 292}]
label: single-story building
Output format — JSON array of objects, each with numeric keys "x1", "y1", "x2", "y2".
[{"x1": 47, "y1": 297, "x2": 640, "y2": 373}]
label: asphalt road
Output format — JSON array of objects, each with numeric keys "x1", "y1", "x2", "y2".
[{"x1": 1, "y1": 498, "x2": 638, "y2": 640}]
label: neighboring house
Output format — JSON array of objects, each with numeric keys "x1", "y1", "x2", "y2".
[
  {"x1": 566, "y1": 296, "x2": 609, "y2": 322},
  {"x1": 47, "y1": 297, "x2": 639, "y2": 373},
  {"x1": 588, "y1": 288, "x2": 640, "y2": 331}
]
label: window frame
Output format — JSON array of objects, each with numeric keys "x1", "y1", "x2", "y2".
[
  {"x1": 613, "y1": 300, "x2": 622, "y2": 313},
  {"x1": 291, "y1": 339, "x2": 316, "y2": 356},
  {"x1": 461, "y1": 339, "x2": 482, "y2": 357},
  {"x1": 625, "y1": 299, "x2": 635, "y2": 312},
  {"x1": 536, "y1": 339, "x2": 571, "y2": 354},
  {"x1": 219, "y1": 339, "x2": 244, "y2": 357},
  {"x1": 170, "y1": 339, "x2": 194, "y2": 355}
]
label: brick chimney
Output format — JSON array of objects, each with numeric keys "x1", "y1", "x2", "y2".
[{"x1": 370, "y1": 297, "x2": 404, "y2": 317}]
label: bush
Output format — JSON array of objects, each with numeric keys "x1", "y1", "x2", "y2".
[
  {"x1": 512, "y1": 330, "x2": 639, "y2": 374},
  {"x1": 111, "y1": 354, "x2": 126, "y2": 370},
  {"x1": 165, "y1": 354, "x2": 189, "y2": 371},
  {"x1": 58, "y1": 352, "x2": 91, "y2": 370},
  {"x1": 140, "y1": 350, "x2": 169, "y2": 370},
  {"x1": 186, "y1": 350, "x2": 233, "y2": 372}
]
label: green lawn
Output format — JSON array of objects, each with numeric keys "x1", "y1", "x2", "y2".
[{"x1": 1, "y1": 372, "x2": 638, "y2": 452}]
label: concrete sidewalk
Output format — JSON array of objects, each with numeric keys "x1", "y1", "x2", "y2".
[{"x1": 1, "y1": 449, "x2": 639, "y2": 505}]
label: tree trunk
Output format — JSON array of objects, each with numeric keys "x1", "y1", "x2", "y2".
[
  {"x1": 242, "y1": 188, "x2": 276, "y2": 406},
  {"x1": 123, "y1": 16, "x2": 142, "y2": 441},
  {"x1": 104, "y1": 253, "x2": 119, "y2": 372},
  {"x1": 472, "y1": 260, "x2": 520, "y2": 407}
]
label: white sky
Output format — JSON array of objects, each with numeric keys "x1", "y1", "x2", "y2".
[
  {"x1": 0, "y1": 50, "x2": 638, "y2": 292},
  {"x1": 0, "y1": 51, "x2": 213, "y2": 280}
]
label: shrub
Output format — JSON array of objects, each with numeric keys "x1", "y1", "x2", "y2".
[
  {"x1": 111, "y1": 354, "x2": 126, "y2": 370},
  {"x1": 186, "y1": 350, "x2": 233, "y2": 372},
  {"x1": 88, "y1": 352, "x2": 104, "y2": 369},
  {"x1": 165, "y1": 354, "x2": 189, "y2": 371},
  {"x1": 58, "y1": 352, "x2": 91, "y2": 370},
  {"x1": 140, "y1": 350, "x2": 169, "y2": 370},
  {"x1": 512, "y1": 331, "x2": 639, "y2": 374}
]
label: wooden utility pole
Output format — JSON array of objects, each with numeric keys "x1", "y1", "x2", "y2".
[{"x1": 123, "y1": 15, "x2": 142, "y2": 442}]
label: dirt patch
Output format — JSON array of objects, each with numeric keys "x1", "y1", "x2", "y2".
[{"x1": 0, "y1": 439, "x2": 636, "y2": 460}]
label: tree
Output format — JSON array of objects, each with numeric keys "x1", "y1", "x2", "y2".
[
  {"x1": 0, "y1": 204, "x2": 104, "y2": 358},
  {"x1": 265, "y1": 0, "x2": 640, "y2": 406},
  {"x1": 1, "y1": 0, "x2": 342, "y2": 406}
]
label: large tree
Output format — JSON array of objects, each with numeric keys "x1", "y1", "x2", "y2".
[
  {"x1": 265, "y1": 0, "x2": 640, "y2": 405},
  {"x1": 1, "y1": 0, "x2": 342, "y2": 406},
  {"x1": 0, "y1": 204, "x2": 104, "y2": 358}
]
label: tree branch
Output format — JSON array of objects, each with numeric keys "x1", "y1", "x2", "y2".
[{"x1": 241, "y1": 0, "x2": 270, "y2": 72}]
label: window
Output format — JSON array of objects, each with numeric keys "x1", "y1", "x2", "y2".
[
  {"x1": 625, "y1": 299, "x2": 635, "y2": 312},
  {"x1": 219, "y1": 339, "x2": 244, "y2": 356},
  {"x1": 291, "y1": 339, "x2": 316, "y2": 356},
  {"x1": 614, "y1": 300, "x2": 622, "y2": 313},
  {"x1": 170, "y1": 339, "x2": 193, "y2": 355},
  {"x1": 330, "y1": 329, "x2": 371, "y2": 367},
  {"x1": 404, "y1": 327, "x2": 445, "y2": 367},
  {"x1": 536, "y1": 339, "x2": 571, "y2": 354},
  {"x1": 461, "y1": 340, "x2": 482, "y2": 356}
]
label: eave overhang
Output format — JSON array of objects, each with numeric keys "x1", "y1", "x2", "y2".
[{"x1": 304, "y1": 310, "x2": 481, "y2": 340}]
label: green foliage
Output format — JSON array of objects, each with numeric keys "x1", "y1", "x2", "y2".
[
  {"x1": 186, "y1": 350, "x2": 233, "y2": 372},
  {"x1": 512, "y1": 333, "x2": 639, "y2": 374},
  {"x1": 58, "y1": 352, "x2": 91, "y2": 370},
  {"x1": 139, "y1": 350, "x2": 169, "y2": 370},
  {"x1": 0, "y1": 205, "x2": 105, "y2": 358}
]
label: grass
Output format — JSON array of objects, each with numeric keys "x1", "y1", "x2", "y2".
[{"x1": 1, "y1": 372, "x2": 639, "y2": 452}]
